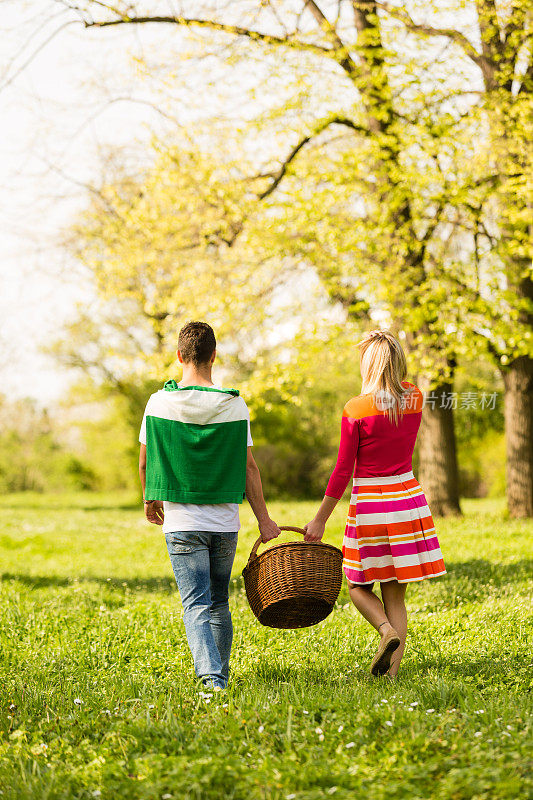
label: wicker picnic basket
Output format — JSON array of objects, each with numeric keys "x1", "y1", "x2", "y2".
[{"x1": 242, "y1": 526, "x2": 343, "y2": 629}]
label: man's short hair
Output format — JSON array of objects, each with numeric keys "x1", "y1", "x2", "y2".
[{"x1": 178, "y1": 321, "x2": 216, "y2": 366}]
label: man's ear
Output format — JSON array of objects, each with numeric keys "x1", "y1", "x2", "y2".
[
  {"x1": 210, "y1": 349, "x2": 216, "y2": 365},
  {"x1": 177, "y1": 350, "x2": 184, "y2": 364}
]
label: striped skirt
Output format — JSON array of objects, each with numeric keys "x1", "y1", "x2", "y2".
[{"x1": 342, "y1": 471, "x2": 446, "y2": 585}]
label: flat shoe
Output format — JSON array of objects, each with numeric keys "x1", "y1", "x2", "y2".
[{"x1": 370, "y1": 630, "x2": 400, "y2": 676}]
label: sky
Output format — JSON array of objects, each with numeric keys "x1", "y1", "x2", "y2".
[
  {"x1": 0, "y1": 2, "x2": 269, "y2": 403},
  {"x1": 0, "y1": 2, "x2": 189, "y2": 404},
  {"x1": 0, "y1": 1, "x2": 317, "y2": 405},
  {"x1": 0, "y1": 0, "x2": 481, "y2": 406}
]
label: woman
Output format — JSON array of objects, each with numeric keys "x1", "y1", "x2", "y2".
[{"x1": 304, "y1": 329, "x2": 446, "y2": 678}]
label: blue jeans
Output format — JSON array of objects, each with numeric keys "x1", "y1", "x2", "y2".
[{"x1": 165, "y1": 531, "x2": 238, "y2": 689}]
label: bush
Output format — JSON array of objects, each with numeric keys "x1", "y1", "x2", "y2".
[{"x1": 0, "y1": 396, "x2": 98, "y2": 492}]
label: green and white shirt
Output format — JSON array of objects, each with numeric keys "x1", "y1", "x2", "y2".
[{"x1": 139, "y1": 381, "x2": 252, "y2": 533}]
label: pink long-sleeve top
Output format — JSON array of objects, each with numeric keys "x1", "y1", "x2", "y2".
[{"x1": 325, "y1": 382, "x2": 424, "y2": 499}]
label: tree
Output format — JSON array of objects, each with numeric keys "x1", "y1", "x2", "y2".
[
  {"x1": 370, "y1": 1, "x2": 532, "y2": 515},
  {"x1": 34, "y1": 0, "x2": 531, "y2": 513},
  {"x1": 0, "y1": 394, "x2": 97, "y2": 492},
  {"x1": 49, "y1": 0, "x2": 468, "y2": 515},
  {"x1": 49, "y1": 139, "x2": 371, "y2": 496},
  {"x1": 376, "y1": 0, "x2": 532, "y2": 516}
]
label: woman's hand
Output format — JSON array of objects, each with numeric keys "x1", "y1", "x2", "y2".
[{"x1": 303, "y1": 518, "x2": 325, "y2": 543}]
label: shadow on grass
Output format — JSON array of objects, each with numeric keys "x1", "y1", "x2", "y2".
[
  {"x1": 1, "y1": 558, "x2": 531, "y2": 597},
  {"x1": 0, "y1": 573, "x2": 175, "y2": 593},
  {"x1": 444, "y1": 558, "x2": 532, "y2": 588},
  {"x1": 10, "y1": 502, "x2": 141, "y2": 513},
  {"x1": 235, "y1": 649, "x2": 530, "y2": 692}
]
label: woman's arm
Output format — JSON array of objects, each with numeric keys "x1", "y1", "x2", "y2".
[
  {"x1": 304, "y1": 415, "x2": 359, "y2": 542},
  {"x1": 304, "y1": 495, "x2": 339, "y2": 542}
]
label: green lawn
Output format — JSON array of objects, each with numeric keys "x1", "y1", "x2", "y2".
[{"x1": 0, "y1": 493, "x2": 531, "y2": 799}]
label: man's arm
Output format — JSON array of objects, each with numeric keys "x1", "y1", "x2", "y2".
[
  {"x1": 246, "y1": 448, "x2": 280, "y2": 542},
  {"x1": 139, "y1": 443, "x2": 164, "y2": 525}
]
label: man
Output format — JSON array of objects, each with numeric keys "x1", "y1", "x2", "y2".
[{"x1": 139, "y1": 321, "x2": 280, "y2": 689}]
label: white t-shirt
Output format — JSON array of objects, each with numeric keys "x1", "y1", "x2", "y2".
[{"x1": 139, "y1": 385, "x2": 253, "y2": 533}]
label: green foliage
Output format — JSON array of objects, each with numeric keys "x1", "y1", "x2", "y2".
[
  {"x1": 44, "y1": 1, "x2": 532, "y2": 507},
  {"x1": 51, "y1": 143, "x2": 270, "y2": 386},
  {"x1": 241, "y1": 323, "x2": 362, "y2": 498},
  {"x1": 0, "y1": 493, "x2": 531, "y2": 798},
  {"x1": 57, "y1": 377, "x2": 161, "y2": 495},
  {"x1": 458, "y1": 430, "x2": 506, "y2": 499},
  {"x1": 0, "y1": 396, "x2": 96, "y2": 493}
]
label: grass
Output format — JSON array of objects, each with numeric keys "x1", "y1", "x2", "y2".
[{"x1": 0, "y1": 492, "x2": 531, "y2": 799}]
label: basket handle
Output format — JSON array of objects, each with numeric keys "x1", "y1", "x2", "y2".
[{"x1": 246, "y1": 526, "x2": 306, "y2": 567}]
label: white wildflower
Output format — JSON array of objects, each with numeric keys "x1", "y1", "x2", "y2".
[
  {"x1": 385, "y1": 721, "x2": 393, "y2": 727},
  {"x1": 338, "y1": 725, "x2": 344, "y2": 733},
  {"x1": 345, "y1": 742, "x2": 355, "y2": 749},
  {"x1": 258, "y1": 725, "x2": 264, "y2": 734},
  {"x1": 426, "y1": 709, "x2": 435, "y2": 714},
  {"x1": 474, "y1": 732, "x2": 482, "y2": 737},
  {"x1": 74, "y1": 698, "x2": 83, "y2": 706}
]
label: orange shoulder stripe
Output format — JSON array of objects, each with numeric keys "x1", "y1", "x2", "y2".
[
  {"x1": 343, "y1": 395, "x2": 382, "y2": 420},
  {"x1": 342, "y1": 382, "x2": 424, "y2": 420}
]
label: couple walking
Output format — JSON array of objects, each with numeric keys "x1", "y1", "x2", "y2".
[{"x1": 139, "y1": 322, "x2": 446, "y2": 688}]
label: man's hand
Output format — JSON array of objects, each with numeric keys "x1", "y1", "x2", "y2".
[
  {"x1": 303, "y1": 518, "x2": 325, "y2": 543},
  {"x1": 259, "y1": 517, "x2": 281, "y2": 543},
  {"x1": 144, "y1": 500, "x2": 164, "y2": 525}
]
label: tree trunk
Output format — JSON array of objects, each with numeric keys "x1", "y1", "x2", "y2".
[
  {"x1": 417, "y1": 382, "x2": 461, "y2": 517},
  {"x1": 502, "y1": 355, "x2": 533, "y2": 518}
]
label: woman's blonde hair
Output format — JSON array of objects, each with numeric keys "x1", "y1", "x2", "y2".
[{"x1": 356, "y1": 329, "x2": 411, "y2": 425}]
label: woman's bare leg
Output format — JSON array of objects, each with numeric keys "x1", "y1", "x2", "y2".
[
  {"x1": 348, "y1": 583, "x2": 396, "y2": 638},
  {"x1": 380, "y1": 581, "x2": 407, "y2": 677}
]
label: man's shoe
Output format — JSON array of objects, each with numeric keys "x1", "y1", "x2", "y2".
[
  {"x1": 202, "y1": 679, "x2": 226, "y2": 691},
  {"x1": 370, "y1": 630, "x2": 400, "y2": 676}
]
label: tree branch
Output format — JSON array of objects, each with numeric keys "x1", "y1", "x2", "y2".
[
  {"x1": 374, "y1": 1, "x2": 488, "y2": 76},
  {"x1": 420, "y1": 199, "x2": 445, "y2": 247},
  {"x1": 351, "y1": 2, "x2": 398, "y2": 136},
  {"x1": 257, "y1": 116, "x2": 368, "y2": 200},
  {"x1": 62, "y1": 4, "x2": 334, "y2": 59},
  {"x1": 504, "y1": 2, "x2": 531, "y2": 84},
  {"x1": 0, "y1": 19, "x2": 77, "y2": 93},
  {"x1": 304, "y1": 0, "x2": 359, "y2": 76},
  {"x1": 475, "y1": 0, "x2": 504, "y2": 60}
]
